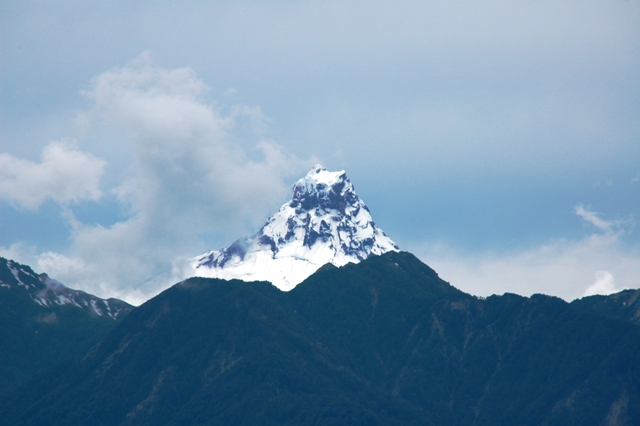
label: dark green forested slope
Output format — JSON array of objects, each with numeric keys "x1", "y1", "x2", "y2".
[
  {"x1": 2, "y1": 252, "x2": 639, "y2": 425},
  {"x1": 0, "y1": 258, "x2": 133, "y2": 396}
]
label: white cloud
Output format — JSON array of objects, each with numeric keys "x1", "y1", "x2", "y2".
[
  {"x1": 0, "y1": 242, "x2": 37, "y2": 266},
  {"x1": 34, "y1": 54, "x2": 315, "y2": 303},
  {"x1": 0, "y1": 140, "x2": 105, "y2": 209},
  {"x1": 583, "y1": 271, "x2": 616, "y2": 297}
]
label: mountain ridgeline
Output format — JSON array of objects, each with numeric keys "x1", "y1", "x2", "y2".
[{"x1": 3, "y1": 252, "x2": 639, "y2": 426}]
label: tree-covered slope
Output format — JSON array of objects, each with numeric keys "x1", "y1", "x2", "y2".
[
  {"x1": 571, "y1": 288, "x2": 640, "y2": 326},
  {"x1": 2, "y1": 252, "x2": 639, "y2": 425}
]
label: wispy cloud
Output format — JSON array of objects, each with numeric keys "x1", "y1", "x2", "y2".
[{"x1": 574, "y1": 204, "x2": 615, "y2": 232}]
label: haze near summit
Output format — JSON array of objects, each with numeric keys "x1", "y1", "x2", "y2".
[{"x1": 1, "y1": 1, "x2": 639, "y2": 305}]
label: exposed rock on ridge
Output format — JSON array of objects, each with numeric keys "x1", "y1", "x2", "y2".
[{"x1": 0, "y1": 257, "x2": 132, "y2": 319}]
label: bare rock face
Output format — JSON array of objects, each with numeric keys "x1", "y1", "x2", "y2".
[{"x1": 193, "y1": 166, "x2": 398, "y2": 290}]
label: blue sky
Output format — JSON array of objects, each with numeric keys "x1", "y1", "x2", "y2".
[{"x1": 1, "y1": 1, "x2": 639, "y2": 304}]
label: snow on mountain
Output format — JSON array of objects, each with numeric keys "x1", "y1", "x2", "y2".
[
  {"x1": 0, "y1": 257, "x2": 132, "y2": 319},
  {"x1": 192, "y1": 166, "x2": 399, "y2": 290}
]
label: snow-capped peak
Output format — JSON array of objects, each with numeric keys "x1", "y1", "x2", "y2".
[
  {"x1": 294, "y1": 165, "x2": 347, "y2": 193},
  {"x1": 192, "y1": 166, "x2": 399, "y2": 290}
]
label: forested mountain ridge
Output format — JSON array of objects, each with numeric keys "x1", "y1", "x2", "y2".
[{"x1": 2, "y1": 252, "x2": 638, "y2": 425}]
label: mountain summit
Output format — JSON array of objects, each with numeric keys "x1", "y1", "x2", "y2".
[{"x1": 192, "y1": 166, "x2": 398, "y2": 290}]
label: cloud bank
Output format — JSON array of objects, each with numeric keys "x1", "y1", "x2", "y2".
[{"x1": 413, "y1": 206, "x2": 639, "y2": 302}]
